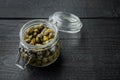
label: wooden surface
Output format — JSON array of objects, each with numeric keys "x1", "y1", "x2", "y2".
[
  {"x1": 0, "y1": 0, "x2": 120, "y2": 80},
  {"x1": 0, "y1": 19, "x2": 120, "y2": 80},
  {"x1": 0, "y1": 0, "x2": 120, "y2": 18}
]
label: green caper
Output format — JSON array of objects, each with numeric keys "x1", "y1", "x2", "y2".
[
  {"x1": 43, "y1": 36, "x2": 49, "y2": 42},
  {"x1": 24, "y1": 34, "x2": 29, "y2": 39},
  {"x1": 48, "y1": 32, "x2": 54, "y2": 39},
  {"x1": 25, "y1": 39, "x2": 31, "y2": 43},
  {"x1": 34, "y1": 28, "x2": 39, "y2": 33},
  {"x1": 43, "y1": 31, "x2": 48, "y2": 36},
  {"x1": 45, "y1": 50, "x2": 50, "y2": 57},
  {"x1": 42, "y1": 58, "x2": 48, "y2": 63},
  {"x1": 29, "y1": 35, "x2": 33, "y2": 40},
  {"x1": 37, "y1": 51, "x2": 43, "y2": 55},
  {"x1": 44, "y1": 30, "x2": 49, "y2": 36},
  {"x1": 40, "y1": 27, "x2": 47, "y2": 35},
  {"x1": 39, "y1": 23, "x2": 44, "y2": 29},
  {"x1": 48, "y1": 56, "x2": 53, "y2": 62},
  {"x1": 24, "y1": 53, "x2": 28, "y2": 59},
  {"x1": 37, "y1": 55, "x2": 42, "y2": 60},
  {"x1": 29, "y1": 58, "x2": 36, "y2": 64},
  {"x1": 47, "y1": 29, "x2": 53, "y2": 33},
  {"x1": 35, "y1": 37, "x2": 39, "y2": 43},
  {"x1": 30, "y1": 38, "x2": 36, "y2": 45},
  {"x1": 26, "y1": 27, "x2": 34, "y2": 35},
  {"x1": 21, "y1": 52, "x2": 28, "y2": 60},
  {"x1": 53, "y1": 52, "x2": 58, "y2": 59},
  {"x1": 33, "y1": 32, "x2": 37, "y2": 37},
  {"x1": 35, "y1": 60, "x2": 41, "y2": 65},
  {"x1": 42, "y1": 41, "x2": 47, "y2": 45},
  {"x1": 37, "y1": 34, "x2": 42, "y2": 38}
]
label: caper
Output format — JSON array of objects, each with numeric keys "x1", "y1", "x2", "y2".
[
  {"x1": 24, "y1": 53, "x2": 28, "y2": 59},
  {"x1": 29, "y1": 35, "x2": 33, "y2": 40},
  {"x1": 47, "y1": 29, "x2": 53, "y2": 33},
  {"x1": 35, "y1": 37, "x2": 40, "y2": 43},
  {"x1": 43, "y1": 36, "x2": 49, "y2": 42},
  {"x1": 33, "y1": 32, "x2": 37, "y2": 37},
  {"x1": 42, "y1": 41, "x2": 48, "y2": 45},
  {"x1": 37, "y1": 55, "x2": 43, "y2": 60},
  {"x1": 53, "y1": 52, "x2": 57, "y2": 59},
  {"x1": 29, "y1": 58, "x2": 36, "y2": 64},
  {"x1": 25, "y1": 39, "x2": 31, "y2": 43},
  {"x1": 48, "y1": 56, "x2": 53, "y2": 62},
  {"x1": 40, "y1": 27, "x2": 47, "y2": 35},
  {"x1": 24, "y1": 34, "x2": 29, "y2": 39},
  {"x1": 48, "y1": 32, "x2": 54, "y2": 39},
  {"x1": 35, "y1": 60, "x2": 41, "y2": 65},
  {"x1": 35, "y1": 24, "x2": 44, "y2": 31},
  {"x1": 37, "y1": 33, "x2": 42, "y2": 38},
  {"x1": 42, "y1": 58, "x2": 48, "y2": 63},
  {"x1": 43, "y1": 29, "x2": 53, "y2": 36},
  {"x1": 44, "y1": 31, "x2": 48, "y2": 36},
  {"x1": 34, "y1": 28, "x2": 39, "y2": 33},
  {"x1": 43, "y1": 40, "x2": 50, "y2": 44},
  {"x1": 45, "y1": 50, "x2": 50, "y2": 57},
  {"x1": 30, "y1": 53, "x2": 36, "y2": 58},
  {"x1": 26, "y1": 27, "x2": 34, "y2": 35},
  {"x1": 37, "y1": 51, "x2": 43, "y2": 56},
  {"x1": 21, "y1": 52, "x2": 28, "y2": 60},
  {"x1": 30, "y1": 38, "x2": 36, "y2": 45}
]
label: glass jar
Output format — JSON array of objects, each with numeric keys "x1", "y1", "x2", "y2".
[{"x1": 16, "y1": 12, "x2": 83, "y2": 70}]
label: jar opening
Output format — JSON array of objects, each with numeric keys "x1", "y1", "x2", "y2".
[
  {"x1": 20, "y1": 19, "x2": 58, "y2": 50},
  {"x1": 53, "y1": 12, "x2": 80, "y2": 23}
]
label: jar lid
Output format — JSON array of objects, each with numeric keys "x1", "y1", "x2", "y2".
[{"x1": 49, "y1": 12, "x2": 83, "y2": 33}]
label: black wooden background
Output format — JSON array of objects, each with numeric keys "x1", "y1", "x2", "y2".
[{"x1": 0, "y1": 0, "x2": 120, "y2": 80}]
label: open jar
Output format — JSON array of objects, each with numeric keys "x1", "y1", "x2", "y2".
[{"x1": 16, "y1": 12, "x2": 83, "y2": 69}]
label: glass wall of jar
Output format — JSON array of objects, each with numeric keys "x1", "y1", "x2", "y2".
[{"x1": 16, "y1": 20, "x2": 61, "y2": 69}]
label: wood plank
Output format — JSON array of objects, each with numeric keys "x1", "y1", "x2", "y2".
[
  {"x1": 0, "y1": 19, "x2": 120, "y2": 80},
  {"x1": 0, "y1": 0, "x2": 120, "y2": 18}
]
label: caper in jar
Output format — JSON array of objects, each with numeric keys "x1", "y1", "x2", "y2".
[
  {"x1": 21, "y1": 52, "x2": 28, "y2": 60},
  {"x1": 34, "y1": 28, "x2": 39, "y2": 33},
  {"x1": 24, "y1": 23, "x2": 55, "y2": 46},
  {"x1": 26, "y1": 27, "x2": 34, "y2": 35},
  {"x1": 42, "y1": 58, "x2": 48, "y2": 63},
  {"x1": 30, "y1": 38, "x2": 36, "y2": 45},
  {"x1": 45, "y1": 50, "x2": 50, "y2": 57},
  {"x1": 48, "y1": 56, "x2": 53, "y2": 62},
  {"x1": 20, "y1": 23, "x2": 61, "y2": 67}
]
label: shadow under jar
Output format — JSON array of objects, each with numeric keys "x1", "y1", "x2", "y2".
[{"x1": 16, "y1": 12, "x2": 83, "y2": 70}]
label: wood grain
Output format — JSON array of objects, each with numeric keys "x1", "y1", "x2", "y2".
[
  {"x1": 0, "y1": 0, "x2": 120, "y2": 18},
  {"x1": 0, "y1": 19, "x2": 120, "y2": 80}
]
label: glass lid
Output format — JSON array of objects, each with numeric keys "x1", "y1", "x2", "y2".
[{"x1": 49, "y1": 11, "x2": 83, "y2": 33}]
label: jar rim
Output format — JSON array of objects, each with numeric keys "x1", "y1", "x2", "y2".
[
  {"x1": 52, "y1": 11, "x2": 80, "y2": 23},
  {"x1": 19, "y1": 19, "x2": 58, "y2": 50}
]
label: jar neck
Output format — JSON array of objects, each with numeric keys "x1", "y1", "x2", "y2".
[{"x1": 19, "y1": 19, "x2": 59, "y2": 50}]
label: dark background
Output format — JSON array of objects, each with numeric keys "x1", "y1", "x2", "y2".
[{"x1": 0, "y1": 0, "x2": 120, "y2": 80}]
